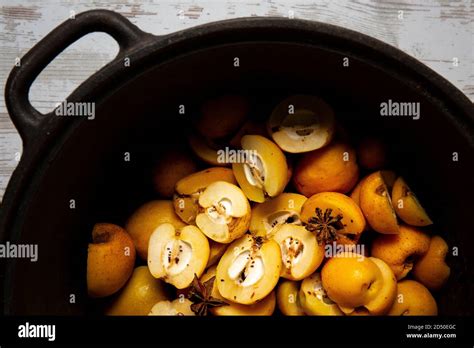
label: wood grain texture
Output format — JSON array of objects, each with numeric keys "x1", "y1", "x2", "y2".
[{"x1": 0, "y1": 0, "x2": 472, "y2": 200}]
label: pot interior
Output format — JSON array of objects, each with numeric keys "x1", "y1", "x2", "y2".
[{"x1": 6, "y1": 41, "x2": 473, "y2": 315}]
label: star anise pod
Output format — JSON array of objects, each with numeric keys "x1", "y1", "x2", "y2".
[
  {"x1": 187, "y1": 274, "x2": 228, "y2": 316},
  {"x1": 305, "y1": 208, "x2": 344, "y2": 245}
]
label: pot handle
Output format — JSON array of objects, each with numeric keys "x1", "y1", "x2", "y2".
[{"x1": 5, "y1": 9, "x2": 148, "y2": 143}]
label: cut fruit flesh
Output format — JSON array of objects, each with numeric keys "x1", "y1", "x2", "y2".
[
  {"x1": 196, "y1": 181, "x2": 250, "y2": 243},
  {"x1": 173, "y1": 167, "x2": 236, "y2": 224},
  {"x1": 216, "y1": 234, "x2": 281, "y2": 304},
  {"x1": 268, "y1": 95, "x2": 336, "y2": 153},
  {"x1": 148, "y1": 223, "x2": 209, "y2": 289},
  {"x1": 299, "y1": 273, "x2": 343, "y2": 316},
  {"x1": 233, "y1": 135, "x2": 288, "y2": 203},
  {"x1": 273, "y1": 225, "x2": 324, "y2": 280},
  {"x1": 200, "y1": 266, "x2": 276, "y2": 316},
  {"x1": 227, "y1": 251, "x2": 265, "y2": 286},
  {"x1": 162, "y1": 240, "x2": 192, "y2": 276},
  {"x1": 149, "y1": 298, "x2": 195, "y2": 316},
  {"x1": 250, "y1": 193, "x2": 307, "y2": 237},
  {"x1": 125, "y1": 200, "x2": 186, "y2": 260},
  {"x1": 199, "y1": 181, "x2": 249, "y2": 218}
]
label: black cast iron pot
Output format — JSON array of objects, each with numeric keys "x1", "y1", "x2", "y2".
[{"x1": 1, "y1": 10, "x2": 473, "y2": 315}]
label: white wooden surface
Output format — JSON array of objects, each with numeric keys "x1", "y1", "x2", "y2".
[{"x1": 0, "y1": 0, "x2": 472, "y2": 200}]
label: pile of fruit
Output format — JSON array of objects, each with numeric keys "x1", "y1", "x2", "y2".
[{"x1": 87, "y1": 95, "x2": 450, "y2": 316}]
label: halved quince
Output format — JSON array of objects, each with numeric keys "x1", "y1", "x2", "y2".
[
  {"x1": 392, "y1": 176, "x2": 433, "y2": 227},
  {"x1": 216, "y1": 234, "x2": 281, "y2": 304},
  {"x1": 250, "y1": 193, "x2": 307, "y2": 237},
  {"x1": 300, "y1": 192, "x2": 366, "y2": 245},
  {"x1": 267, "y1": 95, "x2": 335, "y2": 153},
  {"x1": 173, "y1": 167, "x2": 236, "y2": 224},
  {"x1": 196, "y1": 181, "x2": 251, "y2": 243},
  {"x1": 206, "y1": 240, "x2": 228, "y2": 268},
  {"x1": 148, "y1": 223, "x2": 209, "y2": 289},
  {"x1": 232, "y1": 135, "x2": 288, "y2": 203},
  {"x1": 359, "y1": 170, "x2": 399, "y2": 234},
  {"x1": 125, "y1": 200, "x2": 186, "y2": 260},
  {"x1": 200, "y1": 266, "x2": 276, "y2": 315},
  {"x1": 149, "y1": 298, "x2": 195, "y2": 316},
  {"x1": 299, "y1": 272, "x2": 343, "y2": 316},
  {"x1": 273, "y1": 225, "x2": 324, "y2": 280},
  {"x1": 276, "y1": 280, "x2": 305, "y2": 316}
]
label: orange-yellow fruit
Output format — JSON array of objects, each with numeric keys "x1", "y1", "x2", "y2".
[
  {"x1": 412, "y1": 236, "x2": 450, "y2": 290},
  {"x1": 371, "y1": 225, "x2": 430, "y2": 280},
  {"x1": 273, "y1": 225, "x2": 325, "y2": 280},
  {"x1": 152, "y1": 149, "x2": 197, "y2": 198},
  {"x1": 87, "y1": 223, "x2": 136, "y2": 298},
  {"x1": 321, "y1": 254, "x2": 397, "y2": 315},
  {"x1": 106, "y1": 266, "x2": 171, "y2": 315},
  {"x1": 351, "y1": 171, "x2": 392, "y2": 207},
  {"x1": 277, "y1": 280, "x2": 305, "y2": 316},
  {"x1": 388, "y1": 280, "x2": 438, "y2": 316},
  {"x1": 357, "y1": 137, "x2": 386, "y2": 170},
  {"x1": 148, "y1": 224, "x2": 210, "y2": 289},
  {"x1": 359, "y1": 171, "x2": 399, "y2": 234},
  {"x1": 195, "y1": 181, "x2": 251, "y2": 243},
  {"x1": 149, "y1": 298, "x2": 195, "y2": 316},
  {"x1": 350, "y1": 178, "x2": 364, "y2": 207},
  {"x1": 293, "y1": 142, "x2": 359, "y2": 197},
  {"x1": 197, "y1": 95, "x2": 249, "y2": 139},
  {"x1": 232, "y1": 135, "x2": 288, "y2": 203},
  {"x1": 392, "y1": 176, "x2": 433, "y2": 227},
  {"x1": 267, "y1": 95, "x2": 336, "y2": 153},
  {"x1": 249, "y1": 192, "x2": 307, "y2": 238},
  {"x1": 216, "y1": 234, "x2": 281, "y2": 305},
  {"x1": 188, "y1": 134, "x2": 226, "y2": 166},
  {"x1": 207, "y1": 241, "x2": 228, "y2": 268},
  {"x1": 173, "y1": 167, "x2": 237, "y2": 224},
  {"x1": 201, "y1": 266, "x2": 276, "y2": 316},
  {"x1": 299, "y1": 273, "x2": 343, "y2": 316},
  {"x1": 125, "y1": 200, "x2": 186, "y2": 260},
  {"x1": 300, "y1": 192, "x2": 366, "y2": 245}
]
